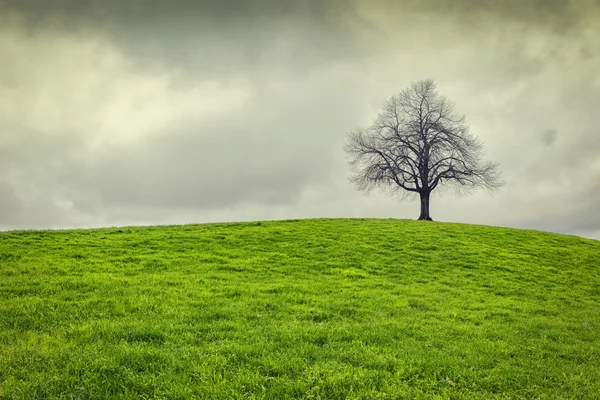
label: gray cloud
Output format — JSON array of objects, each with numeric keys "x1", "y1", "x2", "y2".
[
  {"x1": 0, "y1": 0, "x2": 599, "y2": 239},
  {"x1": 3, "y1": 0, "x2": 594, "y2": 77},
  {"x1": 0, "y1": 181, "x2": 21, "y2": 223},
  {"x1": 541, "y1": 129, "x2": 558, "y2": 146},
  {"x1": 1, "y1": 0, "x2": 364, "y2": 81},
  {"x1": 61, "y1": 120, "x2": 333, "y2": 211}
]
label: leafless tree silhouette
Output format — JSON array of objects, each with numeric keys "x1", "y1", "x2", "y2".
[{"x1": 346, "y1": 79, "x2": 503, "y2": 221}]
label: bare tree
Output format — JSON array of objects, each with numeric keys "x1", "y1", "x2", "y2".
[{"x1": 345, "y1": 79, "x2": 503, "y2": 221}]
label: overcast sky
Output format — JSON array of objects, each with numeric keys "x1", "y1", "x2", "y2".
[{"x1": 1, "y1": 0, "x2": 599, "y2": 239}]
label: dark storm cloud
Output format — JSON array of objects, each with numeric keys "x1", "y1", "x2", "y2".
[
  {"x1": 4, "y1": 0, "x2": 591, "y2": 26},
  {"x1": 3, "y1": 0, "x2": 594, "y2": 75},
  {"x1": 402, "y1": 0, "x2": 589, "y2": 33},
  {"x1": 1, "y1": 0, "x2": 364, "y2": 79}
]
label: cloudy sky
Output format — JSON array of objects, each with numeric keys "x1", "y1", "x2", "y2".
[{"x1": 1, "y1": 0, "x2": 599, "y2": 239}]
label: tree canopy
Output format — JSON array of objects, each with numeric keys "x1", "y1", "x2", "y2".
[{"x1": 345, "y1": 79, "x2": 503, "y2": 220}]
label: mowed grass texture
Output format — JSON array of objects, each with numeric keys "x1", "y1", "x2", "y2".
[{"x1": 0, "y1": 219, "x2": 599, "y2": 399}]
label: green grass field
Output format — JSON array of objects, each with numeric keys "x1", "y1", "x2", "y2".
[{"x1": 1, "y1": 218, "x2": 599, "y2": 399}]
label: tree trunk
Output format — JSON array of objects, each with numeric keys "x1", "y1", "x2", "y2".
[{"x1": 418, "y1": 191, "x2": 433, "y2": 221}]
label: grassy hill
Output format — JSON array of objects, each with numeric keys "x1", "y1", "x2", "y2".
[{"x1": 1, "y1": 218, "x2": 599, "y2": 399}]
